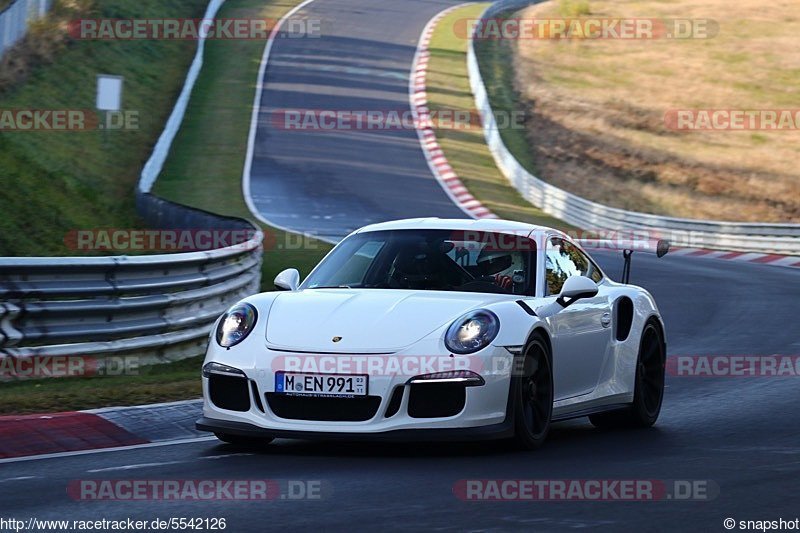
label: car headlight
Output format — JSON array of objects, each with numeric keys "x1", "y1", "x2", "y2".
[
  {"x1": 215, "y1": 303, "x2": 257, "y2": 348},
  {"x1": 445, "y1": 309, "x2": 499, "y2": 354}
]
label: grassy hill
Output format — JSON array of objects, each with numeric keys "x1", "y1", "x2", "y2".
[{"x1": 0, "y1": 0, "x2": 208, "y2": 256}]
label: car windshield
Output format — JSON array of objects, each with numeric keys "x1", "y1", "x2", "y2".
[{"x1": 302, "y1": 229, "x2": 535, "y2": 295}]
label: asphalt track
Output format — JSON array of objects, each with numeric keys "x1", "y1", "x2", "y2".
[
  {"x1": 2, "y1": 1, "x2": 799, "y2": 531},
  {"x1": 247, "y1": 0, "x2": 468, "y2": 240}
]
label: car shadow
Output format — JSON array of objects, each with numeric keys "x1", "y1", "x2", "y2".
[{"x1": 208, "y1": 419, "x2": 675, "y2": 461}]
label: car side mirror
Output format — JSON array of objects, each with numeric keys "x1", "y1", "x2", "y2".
[
  {"x1": 274, "y1": 268, "x2": 300, "y2": 291},
  {"x1": 534, "y1": 275, "x2": 599, "y2": 318},
  {"x1": 557, "y1": 275, "x2": 598, "y2": 307}
]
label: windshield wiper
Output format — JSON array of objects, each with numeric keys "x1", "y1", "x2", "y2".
[{"x1": 310, "y1": 285, "x2": 352, "y2": 289}]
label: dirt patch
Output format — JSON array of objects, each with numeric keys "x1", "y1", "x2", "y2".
[{"x1": 507, "y1": 0, "x2": 800, "y2": 222}]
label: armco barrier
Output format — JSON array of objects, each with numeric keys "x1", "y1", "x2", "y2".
[
  {"x1": 0, "y1": 0, "x2": 262, "y2": 371},
  {"x1": 467, "y1": 0, "x2": 800, "y2": 254},
  {"x1": 0, "y1": 193, "x2": 262, "y2": 367}
]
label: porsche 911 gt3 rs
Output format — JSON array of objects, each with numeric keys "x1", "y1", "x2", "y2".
[{"x1": 196, "y1": 218, "x2": 667, "y2": 449}]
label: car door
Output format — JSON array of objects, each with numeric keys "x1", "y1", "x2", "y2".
[{"x1": 542, "y1": 237, "x2": 612, "y2": 400}]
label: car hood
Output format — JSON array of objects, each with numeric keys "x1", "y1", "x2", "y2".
[{"x1": 264, "y1": 289, "x2": 507, "y2": 353}]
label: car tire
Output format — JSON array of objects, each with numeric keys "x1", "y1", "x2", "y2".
[
  {"x1": 512, "y1": 333, "x2": 553, "y2": 450},
  {"x1": 214, "y1": 432, "x2": 274, "y2": 447},
  {"x1": 589, "y1": 320, "x2": 665, "y2": 429}
]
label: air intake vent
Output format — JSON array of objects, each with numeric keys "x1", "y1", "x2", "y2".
[
  {"x1": 209, "y1": 374, "x2": 251, "y2": 412},
  {"x1": 384, "y1": 386, "x2": 405, "y2": 418},
  {"x1": 408, "y1": 383, "x2": 466, "y2": 418},
  {"x1": 615, "y1": 297, "x2": 634, "y2": 341}
]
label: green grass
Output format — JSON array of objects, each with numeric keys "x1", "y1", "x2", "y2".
[
  {"x1": 155, "y1": 0, "x2": 333, "y2": 286},
  {"x1": 0, "y1": 356, "x2": 203, "y2": 414},
  {"x1": 0, "y1": 0, "x2": 209, "y2": 256},
  {"x1": 426, "y1": 4, "x2": 572, "y2": 229},
  {"x1": 0, "y1": 0, "x2": 327, "y2": 414},
  {"x1": 469, "y1": 8, "x2": 542, "y2": 182},
  {"x1": 0, "y1": 0, "x2": 214, "y2": 414}
]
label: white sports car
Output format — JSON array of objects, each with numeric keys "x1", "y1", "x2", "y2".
[{"x1": 197, "y1": 218, "x2": 667, "y2": 449}]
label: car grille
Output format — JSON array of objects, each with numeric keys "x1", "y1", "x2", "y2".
[{"x1": 265, "y1": 393, "x2": 382, "y2": 422}]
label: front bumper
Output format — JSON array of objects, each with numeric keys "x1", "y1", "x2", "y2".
[
  {"x1": 196, "y1": 416, "x2": 514, "y2": 442},
  {"x1": 198, "y1": 344, "x2": 515, "y2": 438}
]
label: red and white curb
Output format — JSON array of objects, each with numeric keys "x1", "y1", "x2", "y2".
[
  {"x1": 0, "y1": 411, "x2": 147, "y2": 460},
  {"x1": 0, "y1": 400, "x2": 205, "y2": 461},
  {"x1": 666, "y1": 248, "x2": 800, "y2": 268},
  {"x1": 410, "y1": 4, "x2": 496, "y2": 221}
]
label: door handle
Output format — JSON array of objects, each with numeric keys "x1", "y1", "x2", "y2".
[{"x1": 600, "y1": 312, "x2": 612, "y2": 328}]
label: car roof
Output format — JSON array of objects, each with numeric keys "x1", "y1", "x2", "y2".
[{"x1": 355, "y1": 217, "x2": 559, "y2": 237}]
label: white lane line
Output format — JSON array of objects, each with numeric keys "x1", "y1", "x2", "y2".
[
  {"x1": 0, "y1": 436, "x2": 217, "y2": 465},
  {"x1": 0, "y1": 476, "x2": 38, "y2": 483},
  {"x1": 88, "y1": 460, "x2": 187, "y2": 473},
  {"x1": 87, "y1": 398, "x2": 202, "y2": 414},
  {"x1": 240, "y1": 0, "x2": 338, "y2": 245},
  {"x1": 86, "y1": 453, "x2": 254, "y2": 473},
  {"x1": 202, "y1": 453, "x2": 254, "y2": 460}
]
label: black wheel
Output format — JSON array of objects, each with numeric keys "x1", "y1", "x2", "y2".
[
  {"x1": 512, "y1": 334, "x2": 554, "y2": 449},
  {"x1": 589, "y1": 320, "x2": 665, "y2": 429},
  {"x1": 214, "y1": 432, "x2": 274, "y2": 447}
]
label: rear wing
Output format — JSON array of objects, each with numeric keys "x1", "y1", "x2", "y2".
[{"x1": 576, "y1": 238, "x2": 670, "y2": 284}]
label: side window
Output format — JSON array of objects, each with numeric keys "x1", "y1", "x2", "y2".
[
  {"x1": 588, "y1": 261, "x2": 603, "y2": 283},
  {"x1": 545, "y1": 238, "x2": 600, "y2": 295}
]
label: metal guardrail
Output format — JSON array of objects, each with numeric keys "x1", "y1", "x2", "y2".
[
  {"x1": 0, "y1": 0, "x2": 50, "y2": 58},
  {"x1": 468, "y1": 0, "x2": 800, "y2": 254},
  {"x1": 0, "y1": 0, "x2": 263, "y2": 371},
  {"x1": 0, "y1": 193, "x2": 262, "y2": 366}
]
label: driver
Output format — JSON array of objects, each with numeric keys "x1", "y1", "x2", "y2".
[{"x1": 475, "y1": 249, "x2": 525, "y2": 292}]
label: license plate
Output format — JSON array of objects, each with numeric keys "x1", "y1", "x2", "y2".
[{"x1": 275, "y1": 372, "x2": 368, "y2": 397}]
